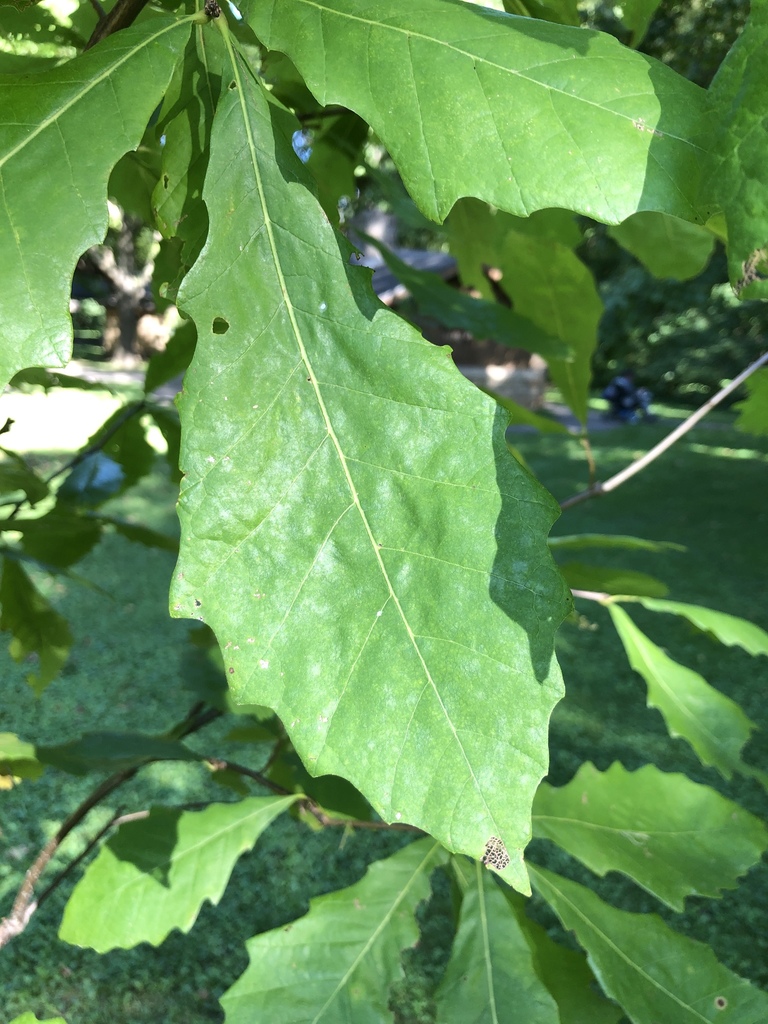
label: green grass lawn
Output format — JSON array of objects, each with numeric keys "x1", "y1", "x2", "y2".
[{"x1": 1, "y1": 387, "x2": 767, "y2": 1022}]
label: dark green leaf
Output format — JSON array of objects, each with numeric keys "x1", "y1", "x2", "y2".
[
  {"x1": 0, "y1": 16, "x2": 193, "y2": 390},
  {"x1": 608, "y1": 212, "x2": 714, "y2": 280},
  {"x1": 60, "y1": 797, "x2": 296, "y2": 951},
  {"x1": 171, "y1": 42, "x2": 570, "y2": 892},
  {"x1": 221, "y1": 839, "x2": 446, "y2": 1023},
  {"x1": 549, "y1": 534, "x2": 685, "y2": 554},
  {"x1": 144, "y1": 318, "x2": 196, "y2": 395},
  {"x1": 147, "y1": 405, "x2": 182, "y2": 483},
  {"x1": 9, "y1": 368, "x2": 110, "y2": 393},
  {"x1": 243, "y1": 0, "x2": 707, "y2": 225},
  {"x1": 608, "y1": 604, "x2": 757, "y2": 779},
  {"x1": 530, "y1": 864, "x2": 768, "y2": 1024},
  {"x1": 0, "y1": 447, "x2": 48, "y2": 505},
  {"x1": 37, "y1": 732, "x2": 199, "y2": 776},
  {"x1": 734, "y1": 368, "x2": 768, "y2": 437},
  {"x1": 533, "y1": 761, "x2": 768, "y2": 910},
  {"x1": 0, "y1": 557, "x2": 71, "y2": 694},
  {"x1": 11, "y1": 508, "x2": 103, "y2": 567},
  {"x1": 95, "y1": 514, "x2": 178, "y2": 553},
  {"x1": 108, "y1": 133, "x2": 161, "y2": 223},
  {"x1": 561, "y1": 563, "x2": 668, "y2": 597},
  {"x1": 435, "y1": 859, "x2": 559, "y2": 1023}
]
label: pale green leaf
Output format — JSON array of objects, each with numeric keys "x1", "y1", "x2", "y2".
[
  {"x1": 37, "y1": 731, "x2": 199, "y2": 775},
  {"x1": 221, "y1": 838, "x2": 446, "y2": 1024},
  {"x1": 9, "y1": 1015, "x2": 68, "y2": 1024},
  {"x1": 0, "y1": 731, "x2": 43, "y2": 781},
  {"x1": 549, "y1": 534, "x2": 685, "y2": 554},
  {"x1": 734, "y1": 368, "x2": 768, "y2": 437},
  {"x1": 608, "y1": 604, "x2": 756, "y2": 779},
  {"x1": 530, "y1": 864, "x2": 768, "y2": 1024},
  {"x1": 0, "y1": 557, "x2": 72, "y2": 693},
  {"x1": 435, "y1": 860, "x2": 559, "y2": 1024},
  {"x1": 60, "y1": 796, "x2": 296, "y2": 951},
  {"x1": 171, "y1": 40, "x2": 570, "y2": 891},
  {"x1": 0, "y1": 16, "x2": 193, "y2": 390},
  {"x1": 242, "y1": 0, "x2": 708, "y2": 225},
  {"x1": 631, "y1": 597, "x2": 768, "y2": 658},
  {"x1": 533, "y1": 762, "x2": 768, "y2": 910},
  {"x1": 703, "y1": 2, "x2": 768, "y2": 298},
  {"x1": 491, "y1": 393, "x2": 569, "y2": 435},
  {"x1": 608, "y1": 212, "x2": 715, "y2": 280},
  {"x1": 561, "y1": 563, "x2": 668, "y2": 597},
  {"x1": 502, "y1": 889, "x2": 622, "y2": 1024},
  {"x1": 365, "y1": 235, "x2": 570, "y2": 363}
]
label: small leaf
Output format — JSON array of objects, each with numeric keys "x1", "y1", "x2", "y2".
[
  {"x1": 608, "y1": 604, "x2": 756, "y2": 779},
  {"x1": 147, "y1": 404, "x2": 182, "y2": 483},
  {"x1": 242, "y1": 0, "x2": 708, "y2": 225},
  {"x1": 549, "y1": 534, "x2": 685, "y2": 554},
  {"x1": 37, "y1": 732, "x2": 199, "y2": 776},
  {"x1": 631, "y1": 597, "x2": 768, "y2": 658},
  {"x1": 533, "y1": 762, "x2": 768, "y2": 910},
  {"x1": 221, "y1": 838, "x2": 446, "y2": 1023},
  {"x1": 0, "y1": 557, "x2": 71, "y2": 693},
  {"x1": 0, "y1": 447, "x2": 49, "y2": 505},
  {"x1": 0, "y1": 732, "x2": 44, "y2": 781},
  {"x1": 561, "y1": 563, "x2": 668, "y2": 597},
  {"x1": 530, "y1": 864, "x2": 768, "y2": 1024},
  {"x1": 608, "y1": 212, "x2": 714, "y2": 280},
  {"x1": 435, "y1": 859, "x2": 559, "y2": 1024},
  {"x1": 494, "y1": 396, "x2": 569, "y2": 436},
  {"x1": 9, "y1": 1015, "x2": 68, "y2": 1024},
  {"x1": 60, "y1": 796, "x2": 296, "y2": 951},
  {"x1": 96, "y1": 515, "x2": 179, "y2": 554},
  {"x1": 734, "y1": 368, "x2": 768, "y2": 437},
  {"x1": 10, "y1": 368, "x2": 110, "y2": 393},
  {"x1": 11, "y1": 508, "x2": 103, "y2": 567},
  {"x1": 144, "y1": 318, "x2": 196, "y2": 395},
  {"x1": 0, "y1": 16, "x2": 193, "y2": 389}
]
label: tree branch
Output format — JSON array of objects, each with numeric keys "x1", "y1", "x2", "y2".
[
  {"x1": 84, "y1": 0, "x2": 152, "y2": 49},
  {"x1": 560, "y1": 350, "x2": 768, "y2": 511}
]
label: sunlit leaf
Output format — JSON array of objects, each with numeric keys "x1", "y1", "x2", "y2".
[
  {"x1": 533, "y1": 762, "x2": 768, "y2": 910},
  {"x1": 608, "y1": 604, "x2": 757, "y2": 779},
  {"x1": 221, "y1": 838, "x2": 446, "y2": 1023},
  {"x1": 242, "y1": 0, "x2": 708, "y2": 225},
  {"x1": 530, "y1": 864, "x2": 768, "y2": 1024},
  {"x1": 630, "y1": 596, "x2": 768, "y2": 658},
  {"x1": 0, "y1": 732, "x2": 43, "y2": 781},
  {"x1": 60, "y1": 796, "x2": 296, "y2": 951},
  {"x1": 171, "y1": 37, "x2": 570, "y2": 891}
]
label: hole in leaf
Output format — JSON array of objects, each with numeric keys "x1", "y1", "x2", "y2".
[
  {"x1": 212, "y1": 317, "x2": 230, "y2": 335},
  {"x1": 228, "y1": 80, "x2": 237, "y2": 90},
  {"x1": 163, "y1": 174, "x2": 169, "y2": 188}
]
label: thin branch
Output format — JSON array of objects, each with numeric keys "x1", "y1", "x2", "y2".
[
  {"x1": 560, "y1": 351, "x2": 768, "y2": 511},
  {"x1": 571, "y1": 588, "x2": 612, "y2": 603},
  {"x1": 87, "y1": 0, "x2": 107, "y2": 20},
  {"x1": 84, "y1": 0, "x2": 152, "y2": 49},
  {"x1": 579, "y1": 432, "x2": 597, "y2": 487}
]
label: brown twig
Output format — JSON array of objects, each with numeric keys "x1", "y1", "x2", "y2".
[
  {"x1": 560, "y1": 350, "x2": 768, "y2": 511},
  {"x1": 84, "y1": 0, "x2": 152, "y2": 49}
]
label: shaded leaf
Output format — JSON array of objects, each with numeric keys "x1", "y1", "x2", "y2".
[
  {"x1": 365, "y1": 235, "x2": 570, "y2": 363},
  {"x1": 631, "y1": 597, "x2": 768, "y2": 658},
  {"x1": 703, "y1": 2, "x2": 768, "y2": 298},
  {"x1": 94, "y1": 406, "x2": 156, "y2": 492},
  {"x1": 533, "y1": 761, "x2": 768, "y2": 910},
  {"x1": 171, "y1": 41, "x2": 569, "y2": 893},
  {"x1": 530, "y1": 864, "x2": 768, "y2": 1024},
  {"x1": 144, "y1": 318, "x2": 197, "y2": 395},
  {"x1": 0, "y1": 447, "x2": 48, "y2": 505},
  {"x1": 608, "y1": 212, "x2": 715, "y2": 280},
  {"x1": 37, "y1": 732, "x2": 199, "y2": 776},
  {"x1": 9, "y1": 368, "x2": 110, "y2": 393},
  {"x1": 611, "y1": 0, "x2": 663, "y2": 47},
  {"x1": 0, "y1": 732, "x2": 44, "y2": 781},
  {"x1": 561, "y1": 562, "x2": 668, "y2": 597},
  {"x1": 0, "y1": 16, "x2": 193, "y2": 390},
  {"x1": 734, "y1": 368, "x2": 768, "y2": 437},
  {"x1": 507, "y1": 0, "x2": 579, "y2": 28},
  {"x1": 496, "y1": 397, "x2": 569, "y2": 435},
  {"x1": 221, "y1": 838, "x2": 445, "y2": 1023},
  {"x1": 608, "y1": 604, "x2": 757, "y2": 779},
  {"x1": 0, "y1": 557, "x2": 71, "y2": 693},
  {"x1": 108, "y1": 133, "x2": 161, "y2": 223},
  {"x1": 147, "y1": 404, "x2": 182, "y2": 483},
  {"x1": 435, "y1": 859, "x2": 559, "y2": 1024},
  {"x1": 549, "y1": 533, "x2": 685, "y2": 554},
  {"x1": 11, "y1": 508, "x2": 103, "y2": 567},
  {"x1": 99, "y1": 516, "x2": 179, "y2": 553},
  {"x1": 242, "y1": 0, "x2": 708, "y2": 225},
  {"x1": 60, "y1": 796, "x2": 295, "y2": 951}
]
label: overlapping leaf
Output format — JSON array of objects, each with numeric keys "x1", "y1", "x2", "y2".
[
  {"x1": 734, "y1": 368, "x2": 768, "y2": 437},
  {"x1": 435, "y1": 859, "x2": 559, "y2": 1023},
  {"x1": 37, "y1": 731, "x2": 199, "y2": 776},
  {"x1": 561, "y1": 563, "x2": 668, "y2": 597},
  {"x1": 530, "y1": 865, "x2": 768, "y2": 1024},
  {"x1": 608, "y1": 212, "x2": 715, "y2": 280},
  {"x1": 60, "y1": 796, "x2": 296, "y2": 951},
  {"x1": 171, "y1": 39, "x2": 570, "y2": 891},
  {"x1": 242, "y1": 0, "x2": 708, "y2": 225},
  {"x1": 221, "y1": 839, "x2": 445, "y2": 1023},
  {"x1": 533, "y1": 762, "x2": 768, "y2": 910},
  {"x1": 549, "y1": 534, "x2": 684, "y2": 554},
  {"x1": 0, "y1": 732, "x2": 43, "y2": 781},
  {"x1": 608, "y1": 604, "x2": 757, "y2": 779},
  {"x1": 0, "y1": 16, "x2": 192, "y2": 390}
]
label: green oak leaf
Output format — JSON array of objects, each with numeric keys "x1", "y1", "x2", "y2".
[
  {"x1": 561, "y1": 563, "x2": 668, "y2": 598},
  {"x1": 0, "y1": 732, "x2": 44, "y2": 781},
  {"x1": 703, "y1": 1, "x2": 768, "y2": 298},
  {"x1": 549, "y1": 534, "x2": 685, "y2": 554},
  {"x1": 608, "y1": 212, "x2": 715, "y2": 280},
  {"x1": 171, "y1": 36, "x2": 570, "y2": 893},
  {"x1": 0, "y1": 447, "x2": 48, "y2": 505},
  {"x1": 533, "y1": 762, "x2": 768, "y2": 910},
  {"x1": 436, "y1": 858, "x2": 559, "y2": 1024},
  {"x1": 734, "y1": 368, "x2": 768, "y2": 438},
  {"x1": 0, "y1": 16, "x2": 193, "y2": 391},
  {"x1": 630, "y1": 597, "x2": 768, "y2": 658},
  {"x1": 242, "y1": 0, "x2": 708, "y2": 225},
  {"x1": 530, "y1": 864, "x2": 768, "y2": 1024},
  {"x1": 221, "y1": 838, "x2": 446, "y2": 1023},
  {"x1": 60, "y1": 796, "x2": 295, "y2": 951},
  {"x1": 37, "y1": 731, "x2": 199, "y2": 775},
  {"x1": 0, "y1": 556, "x2": 72, "y2": 693},
  {"x1": 608, "y1": 604, "x2": 757, "y2": 780}
]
